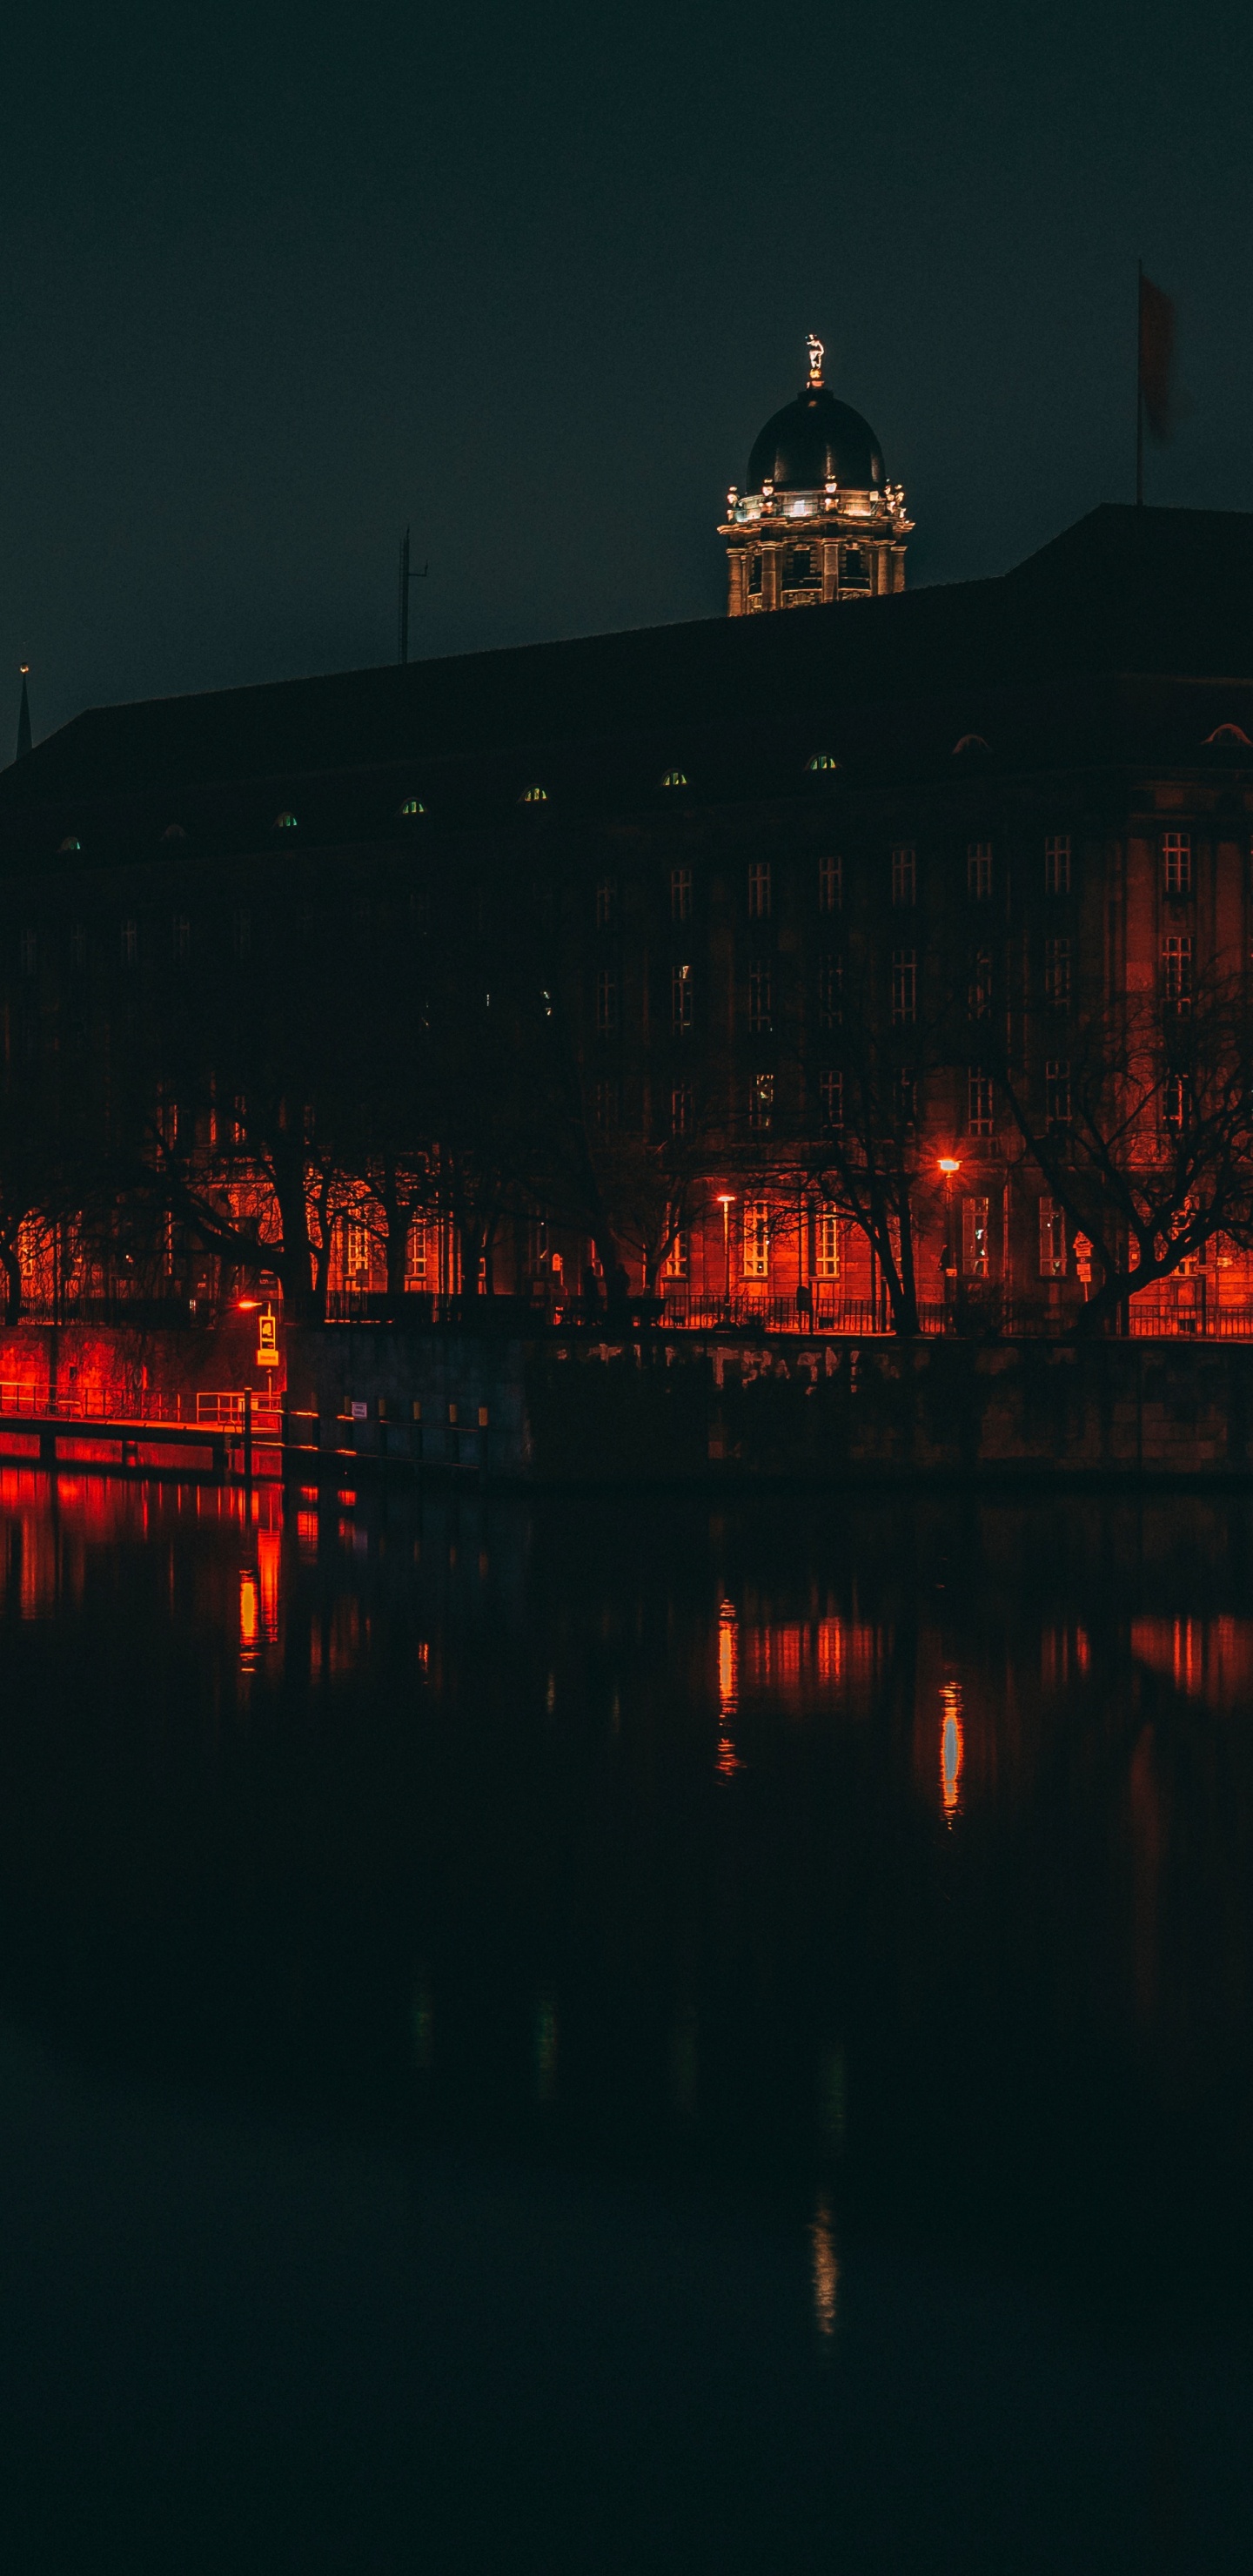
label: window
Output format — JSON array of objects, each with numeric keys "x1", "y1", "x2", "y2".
[
  {"x1": 818, "y1": 955, "x2": 842, "y2": 1028},
  {"x1": 842, "y1": 546, "x2": 870, "y2": 591},
  {"x1": 660, "y1": 768, "x2": 688, "y2": 789},
  {"x1": 343, "y1": 1223, "x2": 372, "y2": 1280},
  {"x1": 1039, "y1": 1198, "x2": 1066, "y2": 1278},
  {"x1": 962, "y1": 1197, "x2": 990, "y2": 1278},
  {"x1": 784, "y1": 546, "x2": 817, "y2": 587},
  {"x1": 747, "y1": 860, "x2": 772, "y2": 917},
  {"x1": 891, "y1": 948, "x2": 916, "y2": 1023},
  {"x1": 891, "y1": 845, "x2": 916, "y2": 906},
  {"x1": 594, "y1": 877, "x2": 615, "y2": 929},
  {"x1": 967, "y1": 1070, "x2": 994, "y2": 1137},
  {"x1": 399, "y1": 796, "x2": 425, "y2": 817},
  {"x1": 663, "y1": 1230, "x2": 689, "y2": 1279},
  {"x1": 1045, "y1": 1057, "x2": 1071, "y2": 1124},
  {"x1": 19, "y1": 929, "x2": 36, "y2": 976},
  {"x1": 1163, "y1": 1071, "x2": 1189, "y2": 1130},
  {"x1": 818, "y1": 853, "x2": 841, "y2": 912},
  {"x1": 670, "y1": 866, "x2": 693, "y2": 922},
  {"x1": 1044, "y1": 834, "x2": 1071, "y2": 894},
  {"x1": 897, "y1": 1068, "x2": 917, "y2": 1128},
  {"x1": 967, "y1": 842, "x2": 992, "y2": 899},
  {"x1": 671, "y1": 963, "x2": 693, "y2": 1034},
  {"x1": 593, "y1": 1079, "x2": 619, "y2": 1133},
  {"x1": 172, "y1": 916, "x2": 191, "y2": 963},
  {"x1": 670, "y1": 1082, "x2": 692, "y2": 1135},
  {"x1": 747, "y1": 963, "x2": 773, "y2": 1032},
  {"x1": 1163, "y1": 832, "x2": 1192, "y2": 895},
  {"x1": 742, "y1": 1200, "x2": 770, "y2": 1278},
  {"x1": 405, "y1": 1219, "x2": 429, "y2": 1284},
  {"x1": 273, "y1": 810, "x2": 298, "y2": 831},
  {"x1": 815, "y1": 1207, "x2": 841, "y2": 1279},
  {"x1": 595, "y1": 968, "x2": 617, "y2": 1034},
  {"x1": 120, "y1": 918, "x2": 137, "y2": 966},
  {"x1": 748, "y1": 1072, "x2": 774, "y2": 1132},
  {"x1": 748, "y1": 554, "x2": 762, "y2": 596},
  {"x1": 1162, "y1": 934, "x2": 1192, "y2": 1009},
  {"x1": 1044, "y1": 936, "x2": 1071, "y2": 1004},
  {"x1": 968, "y1": 948, "x2": 992, "y2": 1018},
  {"x1": 519, "y1": 783, "x2": 547, "y2": 804},
  {"x1": 807, "y1": 753, "x2": 840, "y2": 775},
  {"x1": 819, "y1": 1069, "x2": 843, "y2": 1132}
]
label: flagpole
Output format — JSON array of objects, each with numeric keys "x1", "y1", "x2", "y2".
[{"x1": 1136, "y1": 258, "x2": 1143, "y2": 508}]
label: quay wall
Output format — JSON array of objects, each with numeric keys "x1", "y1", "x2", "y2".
[{"x1": 285, "y1": 1327, "x2": 1253, "y2": 1485}]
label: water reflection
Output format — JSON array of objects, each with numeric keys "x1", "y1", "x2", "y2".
[{"x1": 0, "y1": 1474, "x2": 1250, "y2": 2336}]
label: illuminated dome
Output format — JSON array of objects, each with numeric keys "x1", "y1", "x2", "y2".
[{"x1": 747, "y1": 384, "x2": 885, "y2": 495}]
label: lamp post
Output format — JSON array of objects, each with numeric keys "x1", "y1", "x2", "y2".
[
  {"x1": 938, "y1": 1158, "x2": 961, "y2": 1330},
  {"x1": 717, "y1": 1193, "x2": 734, "y2": 1315}
]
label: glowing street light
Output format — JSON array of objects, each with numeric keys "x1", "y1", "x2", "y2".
[
  {"x1": 716, "y1": 1193, "x2": 735, "y2": 1305},
  {"x1": 938, "y1": 1160, "x2": 961, "y2": 1322}
]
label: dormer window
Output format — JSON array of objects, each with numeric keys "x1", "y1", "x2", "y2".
[
  {"x1": 399, "y1": 796, "x2": 425, "y2": 816},
  {"x1": 274, "y1": 811, "x2": 298, "y2": 831},
  {"x1": 1205, "y1": 723, "x2": 1252, "y2": 747},
  {"x1": 162, "y1": 823, "x2": 187, "y2": 843},
  {"x1": 660, "y1": 768, "x2": 688, "y2": 789},
  {"x1": 807, "y1": 753, "x2": 840, "y2": 774},
  {"x1": 519, "y1": 784, "x2": 548, "y2": 805},
  {"x1": 57, "y1": 835, "x2": 81, "y2": 854}
]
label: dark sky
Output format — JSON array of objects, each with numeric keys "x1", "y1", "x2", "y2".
[{"x1": 3, "y1": 0, "x2": 1251, "y2": 742}]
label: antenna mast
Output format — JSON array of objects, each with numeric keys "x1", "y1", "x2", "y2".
[{"x1": 398, "y1": 528, "x2": 429, "y2": 665}]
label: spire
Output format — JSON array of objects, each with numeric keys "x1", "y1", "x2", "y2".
[
  {"x1": 16, "y1": 667, "x2": 31, "y2": 761},
  {"x1": 806, "y1": 333, "x2": 825, "y2": 388}
]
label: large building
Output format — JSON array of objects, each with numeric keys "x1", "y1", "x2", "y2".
[
  {"x1": 1, "y1": 493, "x2": 1252, "y2": 1334},
  {"x1": 718, "y1": 337, "x2": 912, "y2": 614}
]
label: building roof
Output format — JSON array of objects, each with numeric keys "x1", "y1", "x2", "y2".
[
  {"x1": 3, "y1": 507, "x2": 1253, "y2": 840},
  {"x1": 746, "y1": 383, "x2": 886, "y2": 494}
]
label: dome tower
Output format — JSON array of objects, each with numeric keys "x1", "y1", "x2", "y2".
[{"x1": 719, "y1": 336, "x2": 912, "y2": 615}]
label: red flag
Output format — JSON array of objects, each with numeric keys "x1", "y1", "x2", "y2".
[{"x1": 1139, "y1": 270, "x2": 1176, "y2": 444}]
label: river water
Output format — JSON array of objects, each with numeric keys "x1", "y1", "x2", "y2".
[{"x1": 0, "y1": 1468, "x2": 1249, "y2": 2571}]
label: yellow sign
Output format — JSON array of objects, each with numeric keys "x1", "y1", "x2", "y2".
[{"x1": 257, "y1": 1305, "x2": 280, "y2": 1369}]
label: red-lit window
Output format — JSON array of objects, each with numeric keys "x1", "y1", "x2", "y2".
[
  {"x1": 967, "y1": 1070, "x2": 994, "y2": 1137},
  {"x1": 748, "y1": 1073, "x2": 774, "y2": 1132},
  {"x1": 747, "y1": 860, "x2": 772, "y2": 917},
  {"x1": 747, "y1": 963, "x2": 772, "y2": 1032},
  {"x1": 1044, "y1": 835, "x2": 1071, "y2": 894},
  {"x1": 968, "y1": 948, "x2": 992, "y2": 1017},
  {"x1": 962, "y1": 1197, "x2": 989, "y2": 1278},
  {"x1": 1163, "y1": 1071, "x2": 1189, "y2": 1130},
  {"x1": 815, "y1": 1207, "x2": 841, "y2": 1279},
  {"x1": 819, "y1": 1069, "x2": 843, "y2": 1132},
  {"x1": 1039, "y1": 1197, "x2": 1066, "y2": 1278},
  {"x1": 818, "y1": 854, "x2": 841, "y2": 913},
  {"x1": 1045, "y1": 1058, "x2": 1071, "y2": 1124},
  {"x1": 967, "y1": 842, "x2": 992, "y2": 898},
  {"x1": 742, "y1": 1200, "x2": 770, "y2": 1278},
  {"x1": 891, "y1": 949, "x2": 916, "y2": 1023},
  {"x1": 818, "y1": 955, "x2": 841, "y2": 1027},
  {"x1": 670, "y1": 1083, "x2": 692, "y2": 1135},
  {"x1": 891, "y1": 845, "x2": 916, "y2": 906},
  {"x1": 671, "y1": 963, "x2": 693, "y2": 1034},
  {"x1": 1162, "y1": 934, "x2": 1192, "y2": 1008},
  {"x1": 1044, "y1": 936, "x2": 1071, "y2": 1003},
  {"x1": 663, "y1": 1230, "x2": 689, "y2": 1279},
  {"x1": 1163, "y1": 833, "x2": 1192, "y2": 895},
  {"x1": 595, "y1": 968, "x2": 617, "y2": 1034}
]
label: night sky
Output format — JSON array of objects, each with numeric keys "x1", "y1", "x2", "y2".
[{"x1": 3, "y1": 0, "x2": 1251, "y2": 742}]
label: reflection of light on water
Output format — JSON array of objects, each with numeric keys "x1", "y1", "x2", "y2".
[
  {"x1": 238, "y1": 1566, "x2": 260, "y2": 1663},
  {"x1": 810, "y1": 2196, "x2": 838, "y2": 2338},
  {"x1": 717, "y1": 1597, "x2": 741, "y2": 1775},
  {"x1": 940, "y1": 1679, "x2": 963, "y2": 1822}
]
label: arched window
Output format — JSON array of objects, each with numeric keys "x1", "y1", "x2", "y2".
[
  {"x1": 807, "y1": 752, "x2": 840, "y2": 773},
  {"x1": 161, "y1": 823, "x2": 187, "y2": 843},
  {"x1": 1204, "y1": 722, "x2": 1252, "y2": 747},
  {"x1": 399, "y1": 796, "x2": 425, "y2": 816},
  {"x1": 273, "y1": 810, "x2": 298, "y2": 831},
  {"x1": 952, "y1": 734, "x2": 991, "y2": 757},
  {"x1": 841, "y1": 547, "x2": 870, "y2": 590},
  {"x1": 519, "y1": 784, "x2": 548, "y2": 805},
  {"x1": 660, "y1": 768, "x2": 689, "y2": 789},
  {"x1": 57, "y1": 835, "x2": 81, "y2": 854}
]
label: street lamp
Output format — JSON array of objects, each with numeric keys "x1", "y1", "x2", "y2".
[
  {"x1": 938, "y1": 1158, "x2": 961, "y2": 1323},
  {"x1": 716, "y1": 1193, "x2": 735, "y2": 1309}
]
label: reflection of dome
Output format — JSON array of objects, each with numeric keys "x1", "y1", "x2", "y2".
[{"x1": 747, "y1": 383, "x2": 885, "y2": 493}]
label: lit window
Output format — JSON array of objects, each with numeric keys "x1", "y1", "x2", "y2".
[
  {"x1": 1044, "y1": 834, "x2": 1071, "y2": 894},
  {"x1": 742, "y1": 1200, "x2": 770, "y2": 1278},
  {"x1": 818, "y1": 955, "x2": 841, "y2": 1028},
  {"x1": 818, "y1": 853, "x2": 841, "y2": 910},
  {"x1": 399, "y1": 796, "x2": 425, "y2": 817},
  {"x1": 519, "y1": 783, "x2": 548, "y2": 805},
  {"x1": 1045, "y1": 1058, "x2": 1071, "y2": 1124},
  {"x1": 1161, "y1": 934, "x2": 1192, "y2": 1008},
  {"x1": 595, "y1": 877, "x2": 615, "y2": 929},
  {"x1": 967, "y1": 842, "x2": 992, "y2": 898},
  {"x1": 405, "y1": 1218, "x2": 429, "y2": 1283},
  {"x1": 1039, "y1": 1197, "x2": 1066, "y2": 1278},
  {"x1": 660, "y1": 768, "x2": 688, "y2": 789},
  {"x1": 595, "y1": 968, "x2": 617, "y2": 1035},
  {"x1": 747, "y1": 860, "x2": 772, "y2": 918},
  {"x1": 58, "y1": 836, "x2": 81, "y2": 855},
  {"x1": 807, "y1": 755, "x2": 841, "y2": 775},
  {"x1": 815, "y1": 1207, "x2": 841, "y2": 1279},
  {"x1": 968, "y1": 948, "x2": 992, "y2": 1018},
  {"x1": 671, "y1": 964, "x2": 693, "y2": 1034},
  {"x1": 670, "y1": 866, "x2": 693, "y2": 922},
  {"x1": 891, "y1": 948, "x2": 916, "y2": 1023},
  {"x1": 670, "y1": 1083, "x2": 692, "y2": 1135},
  {"x1": 819, "y1": 1069, "x2": 843, "y2": 1133},
  {"x1": 891, "y1": 845, "x2": 916, "y2": 906},
  {"x1": 962, "y1": 1197, "x2": 990, "y2": 1278},
  {"x1": 967, "y1": 1070, "x2": 994, "y2": 1137},
  {"x1": 273, "y1": 811, "x2": 298, "y2": 830},
  {"x1": 1163, "y1": 1071, "x2": 1189, "y2": 1130},
  {"x1": 747, "y1": 963, "x2": 772, "y2": 1032},
  {"x1": 1044, "y1": 936, "x2": 1071, "y2": 1004},
  {"x1": 1163, "y1": 832, "x2": 1192, "y2": 895},
  {"x1": 748, "y1": 1073, "x2": 774, "y2": 1132},
  {"x1": 664, "y1": 1230, "x2": 689, "y2": 1279},
  {"x1": 841, "y1": 546, "x2": 870, "y2": 591}
]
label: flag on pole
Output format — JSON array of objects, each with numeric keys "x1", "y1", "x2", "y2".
[{"x1": 1138, "y1": 270, "x2": 1176, "y2": 444}]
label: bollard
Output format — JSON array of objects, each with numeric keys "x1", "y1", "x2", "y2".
[{"x1": 243, "y1": 1385, "x2": 253, "y2": 1485}]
